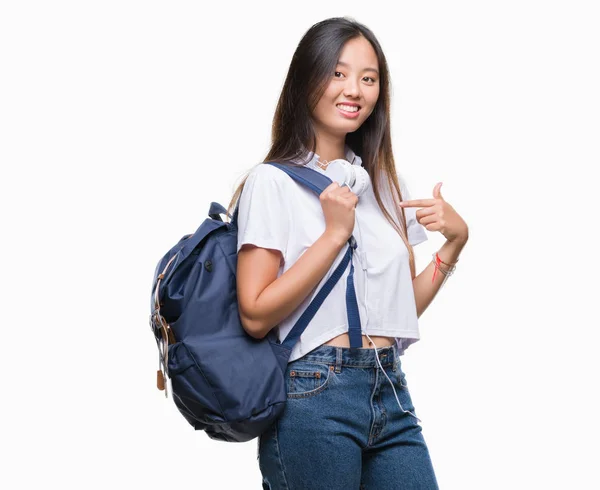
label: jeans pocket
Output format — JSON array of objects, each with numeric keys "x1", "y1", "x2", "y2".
[{"x1": 286, "y1": 362, "x2": 333, "y2": 399}]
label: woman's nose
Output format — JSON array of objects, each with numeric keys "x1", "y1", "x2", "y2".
[{"x1": 343, "y1": 79, "x2": 361, "y2": 98}]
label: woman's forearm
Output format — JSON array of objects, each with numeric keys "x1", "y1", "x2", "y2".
[
  {"x1": 249, "y1": 231, "x2": 349, "y2": 339},
  {"x1": 413, "y1": 236, "x2": 468, "y2": 318}
]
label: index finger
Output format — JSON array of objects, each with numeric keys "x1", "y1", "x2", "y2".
[{"x1": 399, "y1": 199, "x2": 436, "y2": 208}]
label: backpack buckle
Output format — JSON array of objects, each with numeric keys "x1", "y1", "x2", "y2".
[
  {"x1": 150, "y1": 309, "x2": 176, "y2": 398},
  {"x1": 348, "y1": 236, "x2": 357, "y2": 249},
  {"x1": 150, "y1": 310, "x2": 176, "y2": 345}
]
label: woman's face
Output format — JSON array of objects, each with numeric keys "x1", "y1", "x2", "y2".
[{"x1": 311, "y1": 36, "x2": 380, "y2": 138}]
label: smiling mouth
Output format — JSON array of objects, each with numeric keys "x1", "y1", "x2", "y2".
[{"x1": 336, "y1": 103, "x2": 361, "y2": 112}]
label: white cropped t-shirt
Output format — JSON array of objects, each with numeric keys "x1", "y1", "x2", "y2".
[{"x1": 236, "y1": 145, "x2": 428, "y2": 362}]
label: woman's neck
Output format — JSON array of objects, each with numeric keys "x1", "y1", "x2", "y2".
[{"x1": 314, "y1": 135, "x2": 346, "y2": 163}]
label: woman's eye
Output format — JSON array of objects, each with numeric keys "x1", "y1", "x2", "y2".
[{"x1": 334, "y1": 72, "x2": 376, "y2": 83}]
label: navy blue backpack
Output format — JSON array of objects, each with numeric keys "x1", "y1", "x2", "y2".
[{"x1": 149, "y1": 162, "x2": 364, "y2": 442}]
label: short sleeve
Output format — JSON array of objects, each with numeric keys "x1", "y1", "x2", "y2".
[
  {"x1": 398, "y1": 176, "x2": 429, "y2": 247},
  {"x1": 236, "y1": 164, "x2": 291, "y2": 263}
]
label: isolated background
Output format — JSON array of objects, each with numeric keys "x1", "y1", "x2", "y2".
[{"x1": 2, "y1": 1, "x2": 598, "y2": 488}]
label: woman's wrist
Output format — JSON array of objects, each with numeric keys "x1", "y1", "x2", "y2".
[
  {"x1": 438, "y1": 237, "x2": 465, "y2": 262},
  {"x1": 430, "y1": 237, "x2": 467, "y2": 283},
  {"x1": 448, "y1": 229, "x2": 469, "y2": 245}
]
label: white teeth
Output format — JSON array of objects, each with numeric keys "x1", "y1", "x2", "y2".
[{"x1": 337, "y1": 104, "x2": 359, "y2": 112}]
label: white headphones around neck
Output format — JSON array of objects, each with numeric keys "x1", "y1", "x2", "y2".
[{"x1": 322, "y1": 159, "x2": 370, "y2": 197}]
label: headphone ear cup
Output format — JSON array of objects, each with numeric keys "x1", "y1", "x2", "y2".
[
  {"x1": 323, "y1": 159, "x2": 351, "y2": 188},
  {"x1": 350, "y1": 166, "x2": 370, "y2": 196},
  {"x1": 322, "y1": 159, "x2": 370, "y2": 196}
]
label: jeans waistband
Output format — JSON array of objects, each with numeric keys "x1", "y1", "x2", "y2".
[{"x1": 291, "y1": 344, "x2": 399, "y2": 369}]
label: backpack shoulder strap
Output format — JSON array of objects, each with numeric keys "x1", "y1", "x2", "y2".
[
  {"x1": 263, "y1": 162, "x2": 362, "y2": 351},
  {"x1": 264, "y1": 162, "x2": 333, "y2": 196}
]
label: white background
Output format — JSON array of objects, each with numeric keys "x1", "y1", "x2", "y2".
[{"x1": 1, "y1": 1, "x2": 598, "y2": 488}]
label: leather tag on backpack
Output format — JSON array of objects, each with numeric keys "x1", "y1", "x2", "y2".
[{"x1": 157, "y1": 370, "x2": 165, "y2": 391}]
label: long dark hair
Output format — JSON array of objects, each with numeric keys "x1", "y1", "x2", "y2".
[{"x1": 227, "y1": 16, "x2": 418, "y2": 279}]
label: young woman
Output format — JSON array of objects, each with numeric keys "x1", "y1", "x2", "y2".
[{"x1": 229, "y1": 17, "x2": 468, "y2": 490}]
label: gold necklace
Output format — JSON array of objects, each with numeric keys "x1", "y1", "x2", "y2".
[
  {"x1": 316, "y1": 156, "x2": 345, "y2": 170},
  {"x1": 315, "y1": 158, "x2": 330, "y2": 170}
]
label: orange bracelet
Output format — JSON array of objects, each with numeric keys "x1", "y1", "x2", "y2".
[{"x1": 431, "y1": 252, "x2": 458, "y2": 283}]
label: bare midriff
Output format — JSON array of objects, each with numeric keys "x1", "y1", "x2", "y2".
[{"x1": 323, "y1": 333, "x2": 395, "y2": 349}]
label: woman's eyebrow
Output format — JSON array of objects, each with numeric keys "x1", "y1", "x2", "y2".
[{"x1": 337, "y1": 60, "x2": 379, "y2": 75}]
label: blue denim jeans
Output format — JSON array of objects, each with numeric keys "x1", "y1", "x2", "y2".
[{"x1": 258, "y1": 344, "x2": 439, "y2": 489}]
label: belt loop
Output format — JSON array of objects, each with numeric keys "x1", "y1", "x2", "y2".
[
  {"x1": 393, "y1": 345, "x2": 398, "y2": 372},
  {"x1": 335, "y1": 347, "x2": 342, "y2": 373}
]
